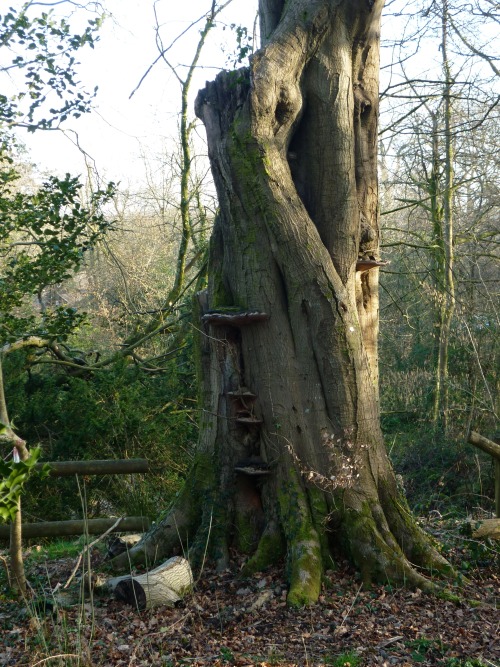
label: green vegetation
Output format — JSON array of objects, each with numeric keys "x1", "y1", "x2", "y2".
[
  {"x1": 0, "y1": 2, "x2": 114, "y2": 531},
  {"x1": 323, "y1": 651, "x2": 361, "y2": 667},
  {"x1": 4, "y1": 349, "x2": 197, "y2": 522},
  {"x1": 26, "y1": 537, "x2": 83, "y2": 562},
  {"x1": 219, "y1": 646, "x2": 235, "y2": 663},
  {"x1": 0, "y1": 2, "x2": 205, "y2": 538},
  {"x1": 406, "y1": 636, "x2": 444, "y2": 662},
  {"x1": 382, "y1": 418, "x2": 496, "y2": 515},
  {"x1": 0, "y1": 446, "x2": 49, "y2": 521}
]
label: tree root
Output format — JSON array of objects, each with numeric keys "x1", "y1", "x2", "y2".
[
  {"x1": 109, "y1": 465, "x2": 456, "y2": 607},
  {"x1": 342, "y1": 490, "x2": 457, "y2": 595},
  {"x1": 277, "y1": 470, "x2": 324, "y2": 605},
  {"x1": 110, "y1": 483, "x2": 199, "y2": 572},
  {"x1": 378, "y1": 481, "x2": 457, "y2": 578},
  {"x1": 241, "y1": 520, "x2": 285, "y2": 576}
]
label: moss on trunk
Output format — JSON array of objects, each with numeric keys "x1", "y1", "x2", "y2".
[{"x1": 278, "y1": 468, "x2": 323, "y2": 605}]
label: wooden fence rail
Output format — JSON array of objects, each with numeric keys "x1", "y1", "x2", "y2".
[
  {"x1": 1, "y1": 458, "x2": 150, "y2": 542},
  {"x1": 0, "y1": 516, "x2": 150, "y2": 539},
  {"x1": 467, "y1": 430, "x2": 500, "y2": 520},
  {"x1": 35, "y1": 458, "x2": 149, "y2": 477}
]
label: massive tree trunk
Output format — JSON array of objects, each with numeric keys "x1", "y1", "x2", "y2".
[{"x1": 115, "y1": 0, "x2": 453, "y2": 604}]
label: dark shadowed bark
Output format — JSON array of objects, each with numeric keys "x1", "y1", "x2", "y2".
[{"x1": 115, "y1": 0, "x2": 453, "y2": 605}]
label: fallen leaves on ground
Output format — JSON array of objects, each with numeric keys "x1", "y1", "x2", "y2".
[{"x1": 0, "y1": 519, "x2": 498, "y2": 666}]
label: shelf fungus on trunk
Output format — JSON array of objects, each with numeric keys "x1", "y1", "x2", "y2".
[
  {"x1": 356, "y1": 258, "x2": 390, "y2": 272},
  {"x1": 202, "y1": 311, "x2": 270, "y2": 327},
  {"x1": 234, "y1": 459, "x2": 272, "y2": 476}
]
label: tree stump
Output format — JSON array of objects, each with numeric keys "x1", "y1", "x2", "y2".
[{"x1": 108, "y1": 556, "x2": 193, "y2": 611}]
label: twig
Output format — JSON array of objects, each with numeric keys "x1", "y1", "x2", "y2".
[
  {"x1": 337, "y1": 583, "x2": 363, "y2": 632},
  {"x1": 377, "y1": 635, "x2": 404, "y2": 648},
  {"x1": 302, "y1": 636, "x2": 310, "y2": 666},
  {"x1": 30, "y1": 655, "x2": 81, "y2": 666},
  {"x1": 63, "y1": 517, "x2": 123, "y2": 589},
  {"x1": 197, "y1": 508, "x2": 213, "y2": 583}
]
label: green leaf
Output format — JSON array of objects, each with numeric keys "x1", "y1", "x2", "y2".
[{"x1": 0, "y1": 447, "x2": 46, "y2": 523}]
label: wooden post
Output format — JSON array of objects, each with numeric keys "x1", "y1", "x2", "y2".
[
  {"x1": 494, "y1": 435, "x2": 500, "y2": 520},
  {"x1": 495, "y1": 452, "x2": 500, "y2": 519}
]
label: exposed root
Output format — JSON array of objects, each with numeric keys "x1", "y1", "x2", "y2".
[
  {"x1": 278, "y1": 469, "x2": 324, "y2": 606},
  {"x1": 379, "y1": 481, "x2": 457, "y2": 578},
  {"x1": 241, "y1": 520, "x2": 285, "y2": 576},
  {"x1": 286, "y1": 528, "x2": 323, "y2": 606},
  {"x1": 340, "y1": 488, "x2": 460, "y2": 595},
  {"x1": 344, "y1": 508, "x2": 439, "y2": 591},
  {"x1": 109, "y1": 459, "x2": 456, "y2": 608}
]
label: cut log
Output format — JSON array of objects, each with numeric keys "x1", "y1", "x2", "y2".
[
  {"x1": 472, "y1": 518, "x2": 500, "y2": 540},
  {"x1": 0, "y1": 517, "x2": 150, "y2": 540},
  {"x1": 35, "y1": 458, "x2": 149, "y2": 477},
  {"x1": 108, "y1": 556, "x2": 193, "y2": 611}
]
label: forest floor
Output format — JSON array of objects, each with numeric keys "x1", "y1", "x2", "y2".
[{"x1": 0, "y1": 515, "x2": 498, "y2": 667}]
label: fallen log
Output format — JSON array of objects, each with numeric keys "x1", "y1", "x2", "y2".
[
  {"x1": 35, "y1": 459, "x2": 149, "y2": 477},
  {"x1": 107, "y1": 556, "x2": 193, "y2": 611},
  {"x1": 0, "y1": 516, "x2": 150, "y2": 539},
  {"x1": 471, "y1": 518, "x2": 500, "y2": 540}
]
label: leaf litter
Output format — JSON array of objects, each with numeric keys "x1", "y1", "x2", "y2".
[{"x1": 0, "y1": 517, "x2": 498, "y2": 667}]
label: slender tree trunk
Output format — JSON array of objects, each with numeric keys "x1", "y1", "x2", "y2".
[
  {"x1": 117, "y1": 0, "x2": 453, "y2": 604},
  {"x1": 429, "y1": 113, "x2": 446, "y2": 426},
  {"x1": 0, "y1": 356, "x2": 29, "y2": 596},
  {"x1": 438, "y1": 0, "x2": 456, "y2": 433},
  {"x1": 9, "y1": 503, "x2": 26, "y2": 594},
  {"x1": 432, "y1": 1, "x2": 456, "y2": 433}
]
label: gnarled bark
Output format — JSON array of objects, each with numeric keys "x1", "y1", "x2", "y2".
[{"x1": 114, "y1": 0, "x2": 454, "y2": 604}]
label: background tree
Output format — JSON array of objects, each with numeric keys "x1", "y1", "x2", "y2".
[
  {"x1": 380, "y1": 0, "x2": 499, "y2": 432},
  {"x1": 377, "y1": 0, "x2": 499, "y2": 507}
]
